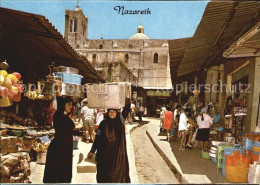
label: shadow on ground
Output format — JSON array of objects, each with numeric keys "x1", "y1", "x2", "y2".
[{"x1": 169, "y1": 139, "x2": 227, "y2": 183}]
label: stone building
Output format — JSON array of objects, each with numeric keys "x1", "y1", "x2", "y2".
[{"x1": 64, "y1": 5, "x2": 172, "y2": 115}]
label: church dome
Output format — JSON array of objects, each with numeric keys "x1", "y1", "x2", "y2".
[
  {"x1": 129, "y1": 24, "x2": 149, "y2": 40},
  {"x1": 130, "y1": 33, "x2": 150, "y2": 40},
  {"x1": 138, "y1": 25, "x2": 144, "y2": 29}
]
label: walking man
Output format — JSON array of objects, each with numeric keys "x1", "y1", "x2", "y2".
[{"x1": 79, "y1": 98, "x2": 96, "y2": 143}]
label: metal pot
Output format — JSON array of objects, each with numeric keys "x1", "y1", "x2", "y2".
[
  {"x1": 61, "y1": 83, "x2": 84, "y2": 98},
  {"x1": 57, "y1": 66, "x2": 79, "y2": 74},
  {"x1": 38, "y1": 81, "x2": 56, "y2": 95}
]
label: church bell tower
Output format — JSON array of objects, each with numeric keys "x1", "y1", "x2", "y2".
[{"x1": 64, "y1": 4, "x2": 88, "y2": 49}]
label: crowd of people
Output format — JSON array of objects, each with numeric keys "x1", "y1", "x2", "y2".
[{"x1": 159, "y1": 101, "x2": 220, "y2": 151}]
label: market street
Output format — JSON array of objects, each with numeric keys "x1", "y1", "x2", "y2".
[
  {"x1": 131, "y1": 119, "x2": 179, "y2": 184},
  {"x1": 29, "y1": 117, "x2": 180, "y2": 184},
  {"x1": 1, "y1": 1, "x2": 260, "y2": 184}
]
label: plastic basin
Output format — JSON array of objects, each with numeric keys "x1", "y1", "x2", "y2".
[{"x1": 201, "y1": 151, "x2": 211, "y2": 160}]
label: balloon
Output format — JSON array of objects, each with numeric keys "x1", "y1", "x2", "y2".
[
  {"x1": 13, "y1": 92, "x2": 21, "y2": 102},
  {"x1": 0, "y1": 70, "x2": 8, "y2": 77},
  {"x1": 12, "y1": 72, "x2": 21, "y2": 81},
  {"x1": 11, "y1": 86, "x2": 18, "y2": 95},
  {"x1": 0, "y1": 74, "x2": 4, "y2": 86},
  {"x1": 3, "y1": 77, "x2": 12, "y2": 89},
  {"x1": 0, "y1": 86, "x2": 9, "y2": 97},
  {"x1": 14, "y1": 83, "x2": 24, "y2": 93},
  {"x1": 7, "y1": 89, "x2": 15, "y2": 99},
  {"x1": 0, "y1": 96, "x2": 11, "y2": 107},
  {"x1": 7, "y1": 74, "x2": 18, "y2": 84}
]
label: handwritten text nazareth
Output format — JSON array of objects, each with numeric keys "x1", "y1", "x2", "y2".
[{"x1": 114, "y1": 6, "x2": 151, "y2": 15}]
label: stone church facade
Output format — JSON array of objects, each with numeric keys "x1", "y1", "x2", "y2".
[{"x1": 64, "y1": 6, "x2": 172, "y2": 115}]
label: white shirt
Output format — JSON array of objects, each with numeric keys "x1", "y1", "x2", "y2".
[
  {"x1": 131, "y1": 103, "x2": 135, "y2": 110},
  {"x1": 173, "y1": 109, "x2": 179, "y2": 120},
  {"x1": 178, "y1": 112, "x2": 188, "y2": 131},
  {"x1": 95, "y1": 112, "x2": 104, "y2": 125},
  {"x1": 81, "y1": 106, "x2": 95, "y2": 121}
]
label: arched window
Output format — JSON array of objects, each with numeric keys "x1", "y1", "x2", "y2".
[
  {"x1": 129, "y1": 44, "x2": 133, "y2": 49},
  {"x1": 74, "y1": 19, "x2": 77, "y2": 32},
  {"x1": 92, "y1": 54, "x2": 97, "y2": 64},
  {"x1": 153, "y1": 53, "x2": 158, "y2": 63},
  {"x1": 139, "y1": 30, "x2": 141, "y2": 33},
  {"x1": 70, "y1": 20, "x2": 73, "y2": 32},
  {"x1": 125, "y1": 54, "x2": 129, "y2": 63},
  {"x1": 99, "y1": 44, "x2": 103, "y2": 49}
]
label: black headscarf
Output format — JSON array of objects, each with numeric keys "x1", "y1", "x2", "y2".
[
  {"x1": 106, "y1": 109, "x2": 121, "y2": 132},
  {"x1": 55, "y1": 96, "x2": 74, "y2": 115}
]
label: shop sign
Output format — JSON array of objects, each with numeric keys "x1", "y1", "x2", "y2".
[
  {"x1": 147, "y1": 90, "x2": 171, "y2": 97},
  {"x1": 154, "y1": 91, "x2": 163, "y2": 96},
  {"x1": 162, "y1": 91, "x2": 171, "y2": 97},
  {"x1": 234, "y1": 107, "x2": 247, "y2": 116},
  {"x1": 147, "y1": 90, "x2": 155, "y2": 96}
]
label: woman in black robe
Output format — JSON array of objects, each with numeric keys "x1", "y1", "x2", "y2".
[
  {"x1": 43, "y1": 96, "x2": 75, "y2": 183},
  {"x1": 88, "y1": 99, "x2": 131, "y2": 183}
]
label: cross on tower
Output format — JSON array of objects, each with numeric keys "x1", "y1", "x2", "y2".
[{"x1": 139, "y1": 14, "x2": 143, "y2": 25}]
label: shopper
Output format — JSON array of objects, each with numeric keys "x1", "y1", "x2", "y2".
[
  {"x1": 185, "y1": 111, "x2": 196, "y2": 149},
  {"x1": 95, "y1": 109, "x2": 105, "y2": 131},
  {"x1": 79, "y1": 99, "x2": 96, "y2": 143},
  {"x1": 130, "y1": 101, "x2": 136, "y2": 122},
  {"x1": 173, "y1": 105, "x2": 181, "y2": 127},
  {"x1": 138, "y1": 104, "x2": 145, "y2": 122},
  {"x1": 164, "y1": 106, "x2": 173, "y2": 142},
  {"x1": 196, "y1": 108, "x2": 213, "y2": 151},
  {"x1": 43, "y1": 93, "x2": 74, "y2": 183},
  {"x1": 160, "y1": 107, "x2": 166, "y2": 132},
  {"x1": 178, "y1": 108, "x2": 191, "y2": 150},
  {"x1": 87, "y1": 99, "x2": 131, "y2": 183}
]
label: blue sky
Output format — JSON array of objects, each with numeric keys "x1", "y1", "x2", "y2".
[{"x1": 1, "y1": 0, "x2": 208, "y2": 39}]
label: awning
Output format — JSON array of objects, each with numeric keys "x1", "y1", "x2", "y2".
[
  {"x1": 177, "y1": 1, "x2": 260, "y2": 77},
  {"x1": 168, "y1": 38, "x2": 191, "y2": 84},
  {"x1": 0, "y1": 7, "x2": 105, "y2": 83},
  {"x1": 224, "y1": 22, "x2": 260, "y2": 58}
]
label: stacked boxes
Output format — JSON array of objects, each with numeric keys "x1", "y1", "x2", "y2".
[{"x1": 1, "y1": 136, "x2": 17, "y2": 155}]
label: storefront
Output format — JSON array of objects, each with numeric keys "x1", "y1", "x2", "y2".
[
  {"x1": 0, "y1": 7, "x2": 104, "y2": 183},
  {"x1": 145, "y1": 89, "x2": 172, "y2": 116}
]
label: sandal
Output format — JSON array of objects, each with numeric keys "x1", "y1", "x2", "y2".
[
  {"x1": 186, "y1": 143, "x2": 193, "y2": 148},
  {"x1": 179, "y1": 147, "x2": 185, "y2": 151}
]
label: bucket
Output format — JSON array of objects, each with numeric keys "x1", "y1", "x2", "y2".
[
  {"x1": 252, "y1": 145, "x2": 260, "y2": 153},
  {"x1": 37, "y1": 152, "x2": 47, "y2": 164},
  {"x1": 253, "y1": 141, "x2": 260, "y2": 147},
  {"x1": 222, "y1": 144, "x2": 245, "y2": 176},
  {"x1": 243, "y1": 137, "x2": 253, "y2": 150}
]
